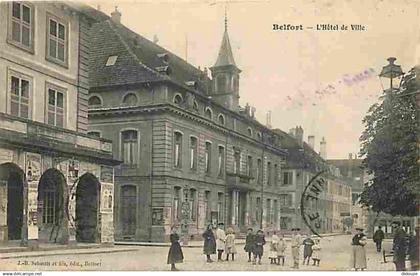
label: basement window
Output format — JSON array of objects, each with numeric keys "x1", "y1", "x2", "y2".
[{"x1": 105, "y1": 55, "x2": 118, "y2": 66}]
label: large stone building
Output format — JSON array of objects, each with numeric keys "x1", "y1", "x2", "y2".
[
  {"x1": 0, "y1": 2, "x2": 119, "y2": 247},
  {"x1": 87, "y1": 10, "x2": 290, "y2": 242},
  {"x1": 273, "y1": 127, "x2": 353, "y2": 234}
]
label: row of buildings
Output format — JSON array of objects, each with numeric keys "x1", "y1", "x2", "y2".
[{"x1": 0, "y1": 1, "x2": 362, "y2": 245}]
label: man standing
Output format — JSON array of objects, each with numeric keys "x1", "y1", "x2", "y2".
[
  {"x1": 290, "y1": 228, "x2": 302, "y2": 269},
  {"x1": 392, "y1": 222, "x2": 408, "y2": 271},
  {"x1": 215, "y1": 222, "x2": 226, "y2": 262},
  {"x1": 373, "y1": 226, "x2": 385, "y2": 252}
]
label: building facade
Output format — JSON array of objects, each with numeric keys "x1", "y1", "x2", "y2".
[
  {"x1": 273, "y1": 127, "x2": 353, "y2": 234},
  {"x1": 87, "y1": 10, "x2": 289, "y2": 242},
  {"x1": 0, "y1": 2, "x2": 118, "y2": 246}
]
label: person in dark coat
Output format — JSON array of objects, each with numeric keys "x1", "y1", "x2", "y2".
[
  {"x1": 373, "y1": 226, "x2": 385, "y2": 252},
  {"x1": 408, "y1": 227, "x2": 419, "y2": 271},
  {"x1": 244, "y1": 228, "x2": 255, "y2": 262},
  {"x1": 167, "y1": 226, "x2": 184, "y2": 271},
  {"x1": 392, "y1": 222, "x2": 408, "y2": 271},
  {"x1": 202, "y1": 224, "x2": 216, "y2": 263},
  {"x1": 302, "y1": 235, "x2": 315, "y2": 265},
  {"x1": 252, "y1": 229, "x2": 266, "y2": 265}
]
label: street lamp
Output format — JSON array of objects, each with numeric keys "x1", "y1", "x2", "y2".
[{"x1": 379, "y1": 57, "x2": 404, "y2": 91}]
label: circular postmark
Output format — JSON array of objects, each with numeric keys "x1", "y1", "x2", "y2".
[{"x1": 300, "y1": 170, "x2": 327, "y2": 238}]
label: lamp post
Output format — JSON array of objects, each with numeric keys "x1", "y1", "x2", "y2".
[{"x1": 379, "y1": 57, "x2": 404, "y2": 91}]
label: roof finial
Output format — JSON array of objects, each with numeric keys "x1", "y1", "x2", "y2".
[{"x1": 224, "y1": 5, "x2": 228, "y2": 31}]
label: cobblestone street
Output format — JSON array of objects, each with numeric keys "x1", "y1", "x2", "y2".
[{"x1": 1, "y1": 235, "x2": 400, "y2": 271}]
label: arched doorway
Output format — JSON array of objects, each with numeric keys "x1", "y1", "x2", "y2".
[
  {"x1": 75, "y1": 173, "x2": 100, "y2": 243},
  {"x1": 0, "y1": 163, "x2": 25, "y2": 241},
  {"x1": 121, "y1": 185, "x2": 137, "y2": 237},
  {"x1": 37, "y1": 169, "x2": 68, "y2": 244}
]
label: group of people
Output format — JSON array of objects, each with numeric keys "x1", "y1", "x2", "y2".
[{"x1": 167, "y1": 223, "x2": 323, "y2": 270}]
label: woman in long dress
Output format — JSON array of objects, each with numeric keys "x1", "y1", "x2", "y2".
[
  {"x1": 167, "y1": 226, "x2": 184, "y2": 271},
  {"x1": 202, "y1": 224, "x2": 216, "y2": 263},
  {"x1": 350, "y1": 228, "x2": 367, "y2": 271}
]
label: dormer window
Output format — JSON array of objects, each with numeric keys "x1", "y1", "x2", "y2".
[
  {"x1": 157, "y1": 53, "x2": 169, "y2": 63},
  {"x1": 218, "y1": 114, "x2": 225, "y2": 125},
  {"x1": 106, "y1": 55, "x2": 118, "y2": 66},
  {"x1": 122, "y1": 93, "x2": 138, "y2": 105},
  {"x1": 205, "y1": 107, "x2": 213, "y2": 120},
  {"x1": 88, "y1": 95, "x2": 102, "y2": 107},
  {"x1": 247, "y1": 127, "x2": 253, "y2": 138},
  {"x1": 173, "y1": 94, "x2": 183, "y2": 105}
]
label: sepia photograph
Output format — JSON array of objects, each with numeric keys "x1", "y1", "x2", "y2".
[{"x1": 0, "y1": 0, "x2": 419, "y2": 274}]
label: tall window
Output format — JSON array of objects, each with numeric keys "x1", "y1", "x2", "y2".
[
  {"x1": 257, "y1": 159, "x2": 262, "y2": 184},
  {"x1": 279, "y1": 194, "x2": 293, "y2": 206},
  {"x1": 173, "y1": 187, "x2": 181, "y2": 221},
  {"x1": 216, "y1": 74, "x2": 227, "y2": 92},
  {"x1": 189, "y1": 189, "x2": 197, "y2": 221},
  {"x1": 266, "y1": 199, "x2": 272, "y2": 224},
  {"x1": 247, "y1": 156, "x2": 253, "y2": 177},
  {"x1": 217, "y1": 192, "x2": 224, "y2": 222},
  {"x1": 121, "y1": 130, "x2": 138, "y2": 165},
  {"x1": 218, "y1": 146, "x2": 225, "y2": 177},
  {"x1": 174, "y1": 132, "x2": 182, "y2": 168},
  {"x1": 233, "y1": 150, "x2": 241, "y2": 174},
  {"x1": 10, "y1": 74, "x2": 30, "y2": 118},
  {"x1": 274, "y1": 199, "x2": 279, "y2": 225},
  {"x1": 47, "y1": 17, "x2": 67, "y2": 64},
  {"x1": 204, "y1": 191, "x2": 211, "y2": 222},
  {"x1": 218, "y1": 114, "x2": 225, "y2": 125},
  {"x1": 283, "y1": 171, "x2": 293, "y2": 186},
  {"x1": 267, "y1": 162, "x2": 272, "y2": 186},
  {"x1": 205, "y1": 142, "x2": 211, "y2": 174},
  {"x1": 47, "y1": 87, "x2": 65, "y2": 127},
  {"x1": 256, "y1": 197, "x2": 261, "y2": 224},
  {"x1": 42, "y1": 187, "x2": 59, "y2": 224},
  {"x1": 274, "y1": 164, "x2": 278, "y2": 185},
  {"x1": 205, "y1": 108, "x2": 213, "y2": 120},
  {"x1": 9, "y1": 2, "x2": 33, "y2": 50},
  {"x1": 189, "y1": 137, "x2": 197, "y2": 170}
]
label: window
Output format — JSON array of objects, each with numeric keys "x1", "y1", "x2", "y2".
[
  {"x1": 283, "y1": 171, "x2": 293, "y2": 186},
  {"x1": 173, "y1": 187, "x2": 181, "y2": 221},
  {"x1": 216, "y1": 74, "x2": 227, "y2": 92},
  {"x1": 232, "y1": 75, "x2": 239, "y2": 91},
  {"x1": 218, "y1": 114, "x2": 225, "y2": 125},
  {"x1": 42, "y1": 188, "x2": 59, "y2": 224},
  {"x1": 217, "y1": 192, "x2": 224, "y2": 222},
  {"x1": 9, "y1": 74, "x2": 30, "y2": 118},
  {"x1": 106, "y1": 55, "x2": 118, "y2": 66},
  {"x1": 9, "y1": 2, "x2": 34, "y2": 50},
  {"x1": 88, "y1": 96, "x2": 102, "y2": 107},
  {"x1": 274, "y1": 164, "x2": 278, "y2": 185},
  {"x1": 232, "y1": 190, "x2": 239, "y2": 225},
  {"x1": 257, "y1": 132, "x2": 262, "y2": 141},
  {"x1": 190, "y1": 136, "x2": 197, "y2": 170},
  {"x1": 218, "y1": 146, "x2": 225, "y2": 177},
  {"x1": 205, "y1": 107, "x2": 213, "y2": 120},
  {"x1": 173, "y1": 94, "x2": 183, "y2": 105},
  {"x1": 204, "y1": 191, "x2": 211, "y2": 222},
  {"x1": 233, "y1": 150, "x2": 241, "y2": 174},
  {"x1": 87, "y1": 131, "x2": 101, "y2": 138},
  {"x1": 121, "y1": 130, "x2": 138, "y2": 165},
  {"x1": 122, "y1": 93, "x2": 138, "y2": 105},
  {"x1": 267, "y1": 162, "x2": 272, "y2": 186},
  {"x1": 47, "y1": 87, "x2": 65, "y2": 127},
  {"x1": 205, "y1": 142, "x2": 211, "y2": 174},
  {"x1": 189, "y1": 189, "x2": 197, "y2": 221},
  {"x1": 266, "y1": 199, "x2": 272, "y2": 225},
  {"x1": 247, "y1": 127, "x2": 253, "y2": 138},
  {"x1": 274, "y1": 199, "x2": 278, "y2": 224},
  {"x1": 279, "y1": 194, "x2": 292, "y2": 206},
  {"x1": 247, "y1": 156, "x2": 253, "y2": 177},
  {"x1": 193, "y1": 101, "x2": 199, "y2": 112},
  {"x1": 256, "y1": 197, "x2": 261, "y2": 224},
  {"x1": 257, "y1": 159, "x2": 262, "y2": 184},
  {"x1": 174, "y1": 132, "x2": 183, "y2": 168},
  {"x1": 47, "y1": 16, "x2": 67, "y2": 64}
]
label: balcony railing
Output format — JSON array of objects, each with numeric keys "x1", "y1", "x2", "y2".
[
  {"x1": 0, "y1": 112, "x2": 112, "y2": 154},
  {"x1": 226, "y1": 171, "x2": 255, "y2": 190}
]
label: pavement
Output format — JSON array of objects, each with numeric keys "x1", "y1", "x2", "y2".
[{"x1": 0, "y1": 234, "x2": 406, "y2": 271}]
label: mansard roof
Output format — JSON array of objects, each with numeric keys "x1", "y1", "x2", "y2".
[{"x1": 89, "y1": 19, "x2": 211, "y2": 92}]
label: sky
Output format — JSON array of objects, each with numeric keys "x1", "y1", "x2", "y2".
[{"x1": 86, "y1": 0, "x2": 420, "y2": 159}]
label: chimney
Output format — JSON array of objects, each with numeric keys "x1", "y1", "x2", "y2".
[
  {"x1": 320, "y1": 137, "x2": 327, "y2": 159},
  {"x1": 308, "y1": 135, "x2": 315, "y2": 149},
  {"x1": 111, "y1": 6, "x2": 121, "y2": 24},
  {"x1": 348, "y1": 153, "x2": 353, "y2": 178},
  {"x1": 349, "y1": 153, "x2": 353, "y2": 160},
  {"x1": 266, "y1": 111, "x2": 272, "y2": 129},
  {"x1": 295, "y1": 126, "x2": 304, "y2": 147}
]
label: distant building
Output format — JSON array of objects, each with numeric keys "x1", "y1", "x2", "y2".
[
  {"x1": 0, "y1": 2, "x2": 119, "y2": 246},
  {"x1": 87, "y1": 10, "x2": 288, "y2": 242}
]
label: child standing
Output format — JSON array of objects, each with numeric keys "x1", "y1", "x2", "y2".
[
  {"x1": 225, "y1": 227, "x2": 237, "y2": 261},
  {"x1": 302, "y1": 235, "x2": 315, "y2": 265},
  {"x1": 244, "y1": 228, "x2": 254, "y2": 262},
  {"x1": 277, "y1": 234, "x2": 287, "y2": 266},
  {"x1": 269, "y1": 231, "x2": 279, "y2": 264},
  {"x1": 312, "y1": 238, "x2": 321, "y2": 266},
  {"x1": 253, "y1": 229, "x2": 266, "y2": 265}
]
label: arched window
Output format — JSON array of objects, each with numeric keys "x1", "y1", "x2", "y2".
[
  {"x1": 173, "y1": 94, "x2": 183, "y2": 105},
  {"x1": 205, "y1": 107, "x2": 213, "y2": 120},
  {"x1": 122, "y1": 93, "x2": 138, "y2": 105},
  {"x1": 121, "y1": 130, "x2": 138, "y2": 165},
  {"x1": 88, "y1": 96, "x2": 102, "y2": 106},
  {"x1": 218, "y1": 114, "x2": 225, "y2": 125},
  {"x1": 247, "y1": 127, "x2": 253, "y2": 138}
]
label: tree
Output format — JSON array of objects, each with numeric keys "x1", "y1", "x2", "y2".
[{"x1": 359, "y1": 67, "x2": 419, "y2": 217}]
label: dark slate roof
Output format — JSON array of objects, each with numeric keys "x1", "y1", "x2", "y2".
[
  {"x1": 89, "y1": 19, "x2": 211, "y2": 92},
  {"x1": 213, "y1": 30, "x2": 237, "y2": 68}
]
